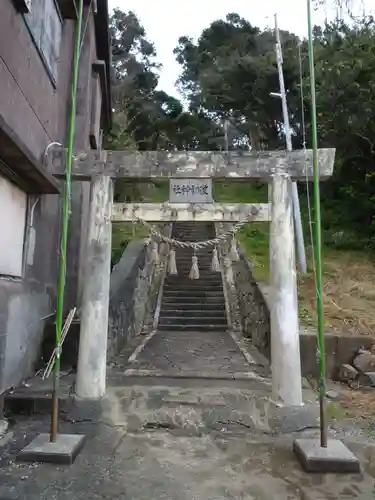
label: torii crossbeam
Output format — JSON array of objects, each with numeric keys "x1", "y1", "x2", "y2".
[
  {"x1": 48, "y1": 147, "x2": 336, "y2": 406},
  {"x1": 49, "y1": 148, "x2": 335, "y2": 181}
]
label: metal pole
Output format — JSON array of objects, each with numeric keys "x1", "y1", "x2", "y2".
[
  {"x1": 274, "y1": 14, "x2": 307, "y2": 274},
  {"x1": 306, "y1": 0, "x2": 327, "y2": 448}
]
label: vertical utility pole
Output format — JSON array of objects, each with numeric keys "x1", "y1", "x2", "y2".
[{"x1": 274, "y1": 14, "x2": 307, "y2": 274}]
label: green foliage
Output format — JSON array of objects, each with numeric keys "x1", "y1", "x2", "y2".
[
  {"x1": 107, "y1": 9, "x2": 225, "y2": 152},
  {"x1": 310, "y1": 19, "x2": 375, "y2": 243},
  {"x1": 174, "y1": 13, "x2": 300, "y2": 149},
  {"x1": 111, "y1": 223, "x2": 148, "y2": 268}
]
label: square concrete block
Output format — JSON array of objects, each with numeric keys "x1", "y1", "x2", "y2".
[
  {"x1": 17, "y1": 433, "x2": 85, "y2": 465},
  {"x1": 294, "y1": 438, "x2": 360, "y2": 473}
]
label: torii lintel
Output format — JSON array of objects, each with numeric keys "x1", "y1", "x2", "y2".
[{"x1": 48, "y1": 148, "x2": 336, "y2": 182}]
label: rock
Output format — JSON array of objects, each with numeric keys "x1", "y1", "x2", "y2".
[
  {"x1": 359, "y1": 372, "x2": 375, "y2": 388},
  {"x1": 354, "y1": 372, "x2": 375, "y2": 388},
  {"x1": 338, "y1": 363, "x2": 358, "y2": 382},
  {"x1": 326, "y1": 390, "x2": 338, "y2": 400},
  {"x1": 352, "y1": 351, "x2": 375, "y2": 373}
]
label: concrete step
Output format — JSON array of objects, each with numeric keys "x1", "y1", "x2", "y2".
[
  {"x1": 172, "y1": 228, "x2": 215, "y2": 232},
  {"x1": 173, "y1": 256, "x2": 217, "y2": 259},
  {"x1": 158, "y1": 324, "x2": 228, "y2": 332},
  {"x1": 164, "y1": 280, "x2": 223, "y2": 285},
  {"x1": 163, "y1": 289, "x2": 224, "y2": 295},
  {"x1": 163, "y1": 289, "x2": 224, "y2": 296},
  {"x1": 161, "y1": 302, "x2": 226, "y2": 311},
  {"x1": 164, "y1": 280, "x2": 222, "y2": 286},
  {"x1": 162, "y1": 295, "x2": 225, "y2": 304},
  {"x1": 174, "y1": 263, "x2": 216, "y2": 269},
  {"x1": 161, "y1": 304, "x2": 226, "y2": 312},
  {"x1": 174, "y1": 251, "x2": 215, "y2": 254},
  {"x1": 159, "y1": 310, "x2": 226, "y2": 319},
  {"x1": 162, "y1": 288, "x2": 224, "y2": 294},
  {"x1": 170, "y1": 256, "x2": 218, "y2": 260},
  {"x1": 163, "y1": 283, "x2": 223, "y2": 290},
  {"x1": 174, "y1": 266, "x2": 218, "y2": 270},
  {"x1": 174, "y1": 257, "x2": 215, "y2": 261},
  {"x1": 167, "y1": 273, "x2": 220, "y2": 276},
  {"x1": 172, "y1": 229, "x2": 214, "y2": 233},
  {"x1": 173, "y1": 254, "x2": 217, "y2": 258},
  {"x1": 172, "y1": 270, "x2": 221, "y2": 278},
  {"x1": 165, "y1": 276, "x2": 222, "y2": 282},
  {"x1": 162, "y1": 297, "x2": 225, "y2": 303},
  {"x1": 172, "y1": 269, "x2": 219, "y2": 274},
  {"x1": 171, "y1": 275, "x2": 219, "y2": 279},
  {"x1": 166, "y1": 268, "x2": 220, "y2": 272},
  {"x1": 159, "y1": 316, "x2": 227, "y2": 327}
]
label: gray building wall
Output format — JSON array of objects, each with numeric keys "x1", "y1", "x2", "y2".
[{"x1": 0, "y1": 1, "x2": 110, "y2": 393}]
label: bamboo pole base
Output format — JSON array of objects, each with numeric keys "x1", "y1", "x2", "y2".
[
  {"x1": 294, "y1": 438, "x2": 360, "y2": 473},
  {"x1": 17, "y1": 433, "x2": 86, "y2": 465}
]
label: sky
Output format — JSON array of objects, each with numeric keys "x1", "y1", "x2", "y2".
[{"x1": 108, "y1": 0, "x2": 373, "y2": 98}]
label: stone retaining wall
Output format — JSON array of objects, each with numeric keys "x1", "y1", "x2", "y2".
[
  {"x1": 299, "y1": 330, "x2": 374, "y2": 380},
  {"x1": 108, "y1": 227, "x2": 169, "y2": 360},
  {"x1": 232, "y1": 253, "x2": 270, "y2": 359},
  {"x1": 214, "y1": 223, "x2": 270, "y2": 355},
  {"x1": 215, "y1": 223, "x2": 241, "y2": 332}
]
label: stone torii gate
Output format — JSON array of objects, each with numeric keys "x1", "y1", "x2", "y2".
[{"x1": 50, "y1": 148, "x2": 335, "y2": 406}]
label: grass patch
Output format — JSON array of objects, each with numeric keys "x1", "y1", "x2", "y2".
[
  {"x1": 213, "y1": 181, "x2": 268, "y2": 203},
  {"x1": 325, "y1": 401, "x2": 346, "y2": 423},
  {"x1": 298, "y1": 247, "x2": 375, "y2": 335},
  {"x1": 215, "y1": 182, "x2": 270, "y2": 282},
  {"x1": 143, "y1": 181, "x2": 169, "y2": 202},
  {"x1": 111, "y1": 181, "x2": 169, "y2": 266},
  {"x1": 111, "y1": 222, "x2": 149, "y2": 268}
]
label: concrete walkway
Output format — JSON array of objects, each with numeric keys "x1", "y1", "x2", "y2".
[
  {"x1": 1, "y1": 329, "x2": 375, "y2": 498},
  {"x1": 1, "y1": 386, "x2": 375, "y2": 499},
  {"x1": 119, "y1": 326, "x2": 269, "y2": 380}
]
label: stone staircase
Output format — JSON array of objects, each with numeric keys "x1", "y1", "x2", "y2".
[{"x1": 158, "y1": 222, "x2": 228, "y2": 332}]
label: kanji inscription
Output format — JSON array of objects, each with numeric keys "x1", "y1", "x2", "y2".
[{"x1": 169, "y1": 178, "x2": 212, "y2": 203}]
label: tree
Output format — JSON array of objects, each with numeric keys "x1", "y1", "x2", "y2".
[
  {"x1": 174, "y1": 13, "x2": 300, "y2": 150},
  {"x1": 107, "y1": 8, "x2": 224, "y2": 152},
  {"x1": 107, "y1": 8, "x2": 163, "y2": 150}
]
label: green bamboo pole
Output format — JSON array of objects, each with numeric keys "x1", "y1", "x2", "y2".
[
  {"x1": 51, "y1": 0, "x2": 85, "y2": 442},
  {"x1": 306, "y1": 0, "x2": 327, "y2": 448}
]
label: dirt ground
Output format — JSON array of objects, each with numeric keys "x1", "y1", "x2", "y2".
[{"x1": 298, "y1": 249, "x2": 375, "y2": 336}]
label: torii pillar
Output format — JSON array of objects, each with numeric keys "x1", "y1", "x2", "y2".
[
  {"x1": 49, "y1": 148, "x2": 335, "y2": 404},
  {"x1": 76, "y1": 174, "x2": 113, "y2": 399},
  {"x1": 270, "y1": 167, "x2": 301, "y2": 405}
]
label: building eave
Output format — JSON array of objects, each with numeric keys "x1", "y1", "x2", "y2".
[{"x1": 0, "y1": 116, "x2": 61, "y2": 194}]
